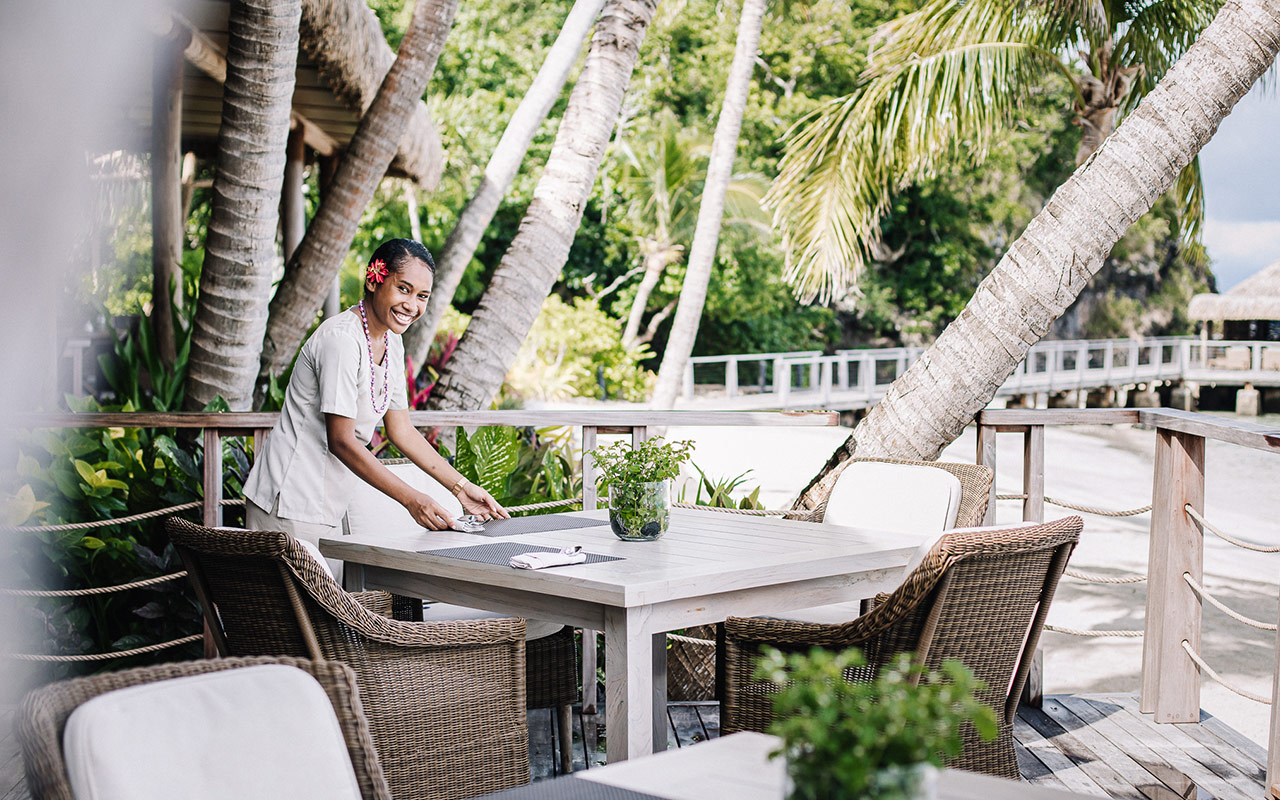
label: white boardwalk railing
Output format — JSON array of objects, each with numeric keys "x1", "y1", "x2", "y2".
[{"x1": 680, "y1": 336, "x2": 1280, "y2": 409}]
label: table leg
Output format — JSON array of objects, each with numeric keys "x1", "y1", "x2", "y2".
[
  {"x1": 604, "y1": 606, "x2": 653, "y2": 762},
  {"x1": 652, "y1": 631, "x2": 668, "y2": 753}
]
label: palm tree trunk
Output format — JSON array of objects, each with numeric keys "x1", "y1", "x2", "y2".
[
  {"x1": 426, "y1": 0, "x2": 659, "y2": 412},
  {"x1": 184, "y1": 0, "x2": 300, "y2": 410},
  {"x1": 403, "y1": 0, "x2": 606, "y2": 373},
  {"x1": 621, "y1": 247, "x2": 671, "y2": 347},
  {"x1": 258, "y1": 0, "x2": 460, "y2": 384},
  {"x1": 793, "y1": 0, "x2": 1280, "y2": 512},
  {"x1": 651, "y1": 0, "x2": 765, "y2": 408}
]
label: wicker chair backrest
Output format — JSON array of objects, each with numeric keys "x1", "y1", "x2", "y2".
[{"x1": 165, "y1": 517, "x2": 315, "y2": 658}]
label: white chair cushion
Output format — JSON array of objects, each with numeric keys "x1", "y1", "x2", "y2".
[
  {"x1": 294, "y1": 538, "x2": 335, "y2": 579},
  {"x1": 343, "y1": 461, "x2": 463, "y2": 537},
  {"x1": 422, "y1": 602, "x2": 565, "y2": 641},
  {"x1": 822, "y1": 461, "x2": 963, "y2": 534},
  {"x1": 62, "y1": 665, "x2": 362, "y2": 800}
]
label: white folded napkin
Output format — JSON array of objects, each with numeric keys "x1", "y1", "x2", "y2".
[{"x1": 510, "y1": 546, "x2": 586, "y2": 570}]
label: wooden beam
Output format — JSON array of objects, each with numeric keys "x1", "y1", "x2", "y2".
[
  {"x1": 150, "y1": 9, "x2": 338, "y2": 156},
  {"x1": 151, "y1": 30, "x2": 184, "y2": 366},
  {"x1": 282, "y1": 123, "x2": 307, "y2": 261}
]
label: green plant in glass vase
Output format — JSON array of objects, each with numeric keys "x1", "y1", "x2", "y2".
[
  {"x1": 589, "y1": 436, "x2": 693, "y2": 541},
  {"x1": 759, "y1": 647, "x2": 997, "y2": 800}
]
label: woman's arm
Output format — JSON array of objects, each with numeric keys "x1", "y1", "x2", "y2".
[
  {"x1": 383, "y1": 409, "x2": 510, "y2": 519},
  {"x1": 324, "y1": 413, "x2": 455, "y2": 530}
]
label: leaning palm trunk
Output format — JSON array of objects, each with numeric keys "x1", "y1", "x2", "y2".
[
  {"x1": 258, "y1": 0, "x2": 459, "y2": 385},
  {"x1": 651, "y1": 0, "x2": 766, "y2": 408},
  {"x1": 621, "y1": 245, "x2": 678, "y2": 347},
  {"x1": 426, "y1": 0, "x2": 659, "y2": 411},
  {"x1": 403, "y1": 0, "x2": 606, "y2": 372},
  {"x1": 184, "y1": 0, "x2": 300, "y2": 410},
  {"x1": 794, "y1": 0, "x2": 1280, "y2": 511}
]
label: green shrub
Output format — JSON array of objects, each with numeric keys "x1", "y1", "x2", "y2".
[{"x1": 445, "y1": 425, "x2": 580, "y2": 515}]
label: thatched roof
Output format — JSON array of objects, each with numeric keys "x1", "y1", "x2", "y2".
[
  {"x1": 299, "y1": 0, "x2": 443, "y2": 189},
  {"x1": 1188, "y1": 259, "x2": 1280, "y2": 322},
  {"x1": 142, "y1": 0, "x2": 442, "y2": 189}
]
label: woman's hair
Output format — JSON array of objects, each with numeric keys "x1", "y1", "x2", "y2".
[{"x1": 368, "y1": 239, "x2": 435, "y2": 278}]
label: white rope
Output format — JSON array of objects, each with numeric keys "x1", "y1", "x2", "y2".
[
  {"x1": 672, "y1": 502, "x2": 816, "y2": 519},
  {"x1": 6, "y1": 634, "x2": 203, "y2": 663},
  {"x1": 1182, "y1": 573, "x2": 1277, "y2": 631},
  {"x1": 0, "y1": 571, "x2": 188, "y2": 597},
  {"x1": 1181, "y1": 640, "x2": 1271, "y2": 704},
  {"x1": 1, "y1": 498, "x2": 246, "y2": 533},
  {"x1": 1045, "y1": 624, "x2": 1143, "y2": 638},
  {"x1": 1185, "y1": 505, "x2": 1280, "y2": 553},
  {"x1": 506, "y1": 497, "x2": 582, "y2": 513},
  {"x1": 1064, "y1": 568, "x2": 1146, "y2": 584},
  {"x1": 995, "y1": 492, "x2": 1150, "y2": 517}
]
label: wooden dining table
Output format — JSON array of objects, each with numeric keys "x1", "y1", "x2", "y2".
[{"x1": 320, "y1": 507, "x2": 920, "y2": 763}]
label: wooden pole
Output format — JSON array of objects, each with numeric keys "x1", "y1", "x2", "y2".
[
  {"x1": 317, "y1": 155, "x2": 342, "y2": 320},
  {"x1": 1140, "y1": 427, "x2": 1205, "y2": 721},
  {"x1": 976, "y1": 424, "x2": 998, "y2": 524},
  {"x1": 151, "y1": 31, "x2": 184, "y2": 366},
  {"x1": 282, "y1": 124, "x2": 307, "y2": 261}
]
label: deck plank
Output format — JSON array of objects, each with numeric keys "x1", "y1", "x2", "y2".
[
  {"x1": 1013, "y1": 715, "x2": 1110, "y2": 796},
  {"x1": 1079, "y1": 695, "x2": 1263, "y2": 798},
  {"x1": 1017, "y1": 702, "x2": 1145, "y2": 798}
]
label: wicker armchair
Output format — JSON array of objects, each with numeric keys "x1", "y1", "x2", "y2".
[
  {"x1": 165, "y1": 517, "x2": 530, "y2": 800},
  {"x1": 17, "y1": 656, "x2": 391, "y2": 800},
  {"x1": 815, "y1": 456, "x2": 994, "y2": 529},
  {"x1": 721, "y1": 516, "x2": 1082, "y2": 779}
]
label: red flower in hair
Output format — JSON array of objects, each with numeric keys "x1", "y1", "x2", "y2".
[{"x1": 367, "y1": 258, "x2": 389, "y2": 284}]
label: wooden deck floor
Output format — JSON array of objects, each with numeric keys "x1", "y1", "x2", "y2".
[{"x1": 4, "y1": 694, "x2": 1270, "y2": 798}]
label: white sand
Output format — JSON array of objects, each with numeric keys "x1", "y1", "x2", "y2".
[{"x1": 661, "y1": 420, "x2": 1280, "y2": 747}]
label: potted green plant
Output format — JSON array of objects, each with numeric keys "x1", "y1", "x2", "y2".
[
  {"x1": 589, "y1": 436, "x2": 693, "y2": 541},
  {"x1": 758, "y1": 647, "x2": 997, "y2": 800}
]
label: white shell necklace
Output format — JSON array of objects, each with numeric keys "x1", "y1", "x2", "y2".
[{"x1": 358, "y1": 300, "x2": 391, "y2": 415}]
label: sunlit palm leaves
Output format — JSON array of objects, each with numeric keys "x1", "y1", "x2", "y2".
[{"x1": 769, "y1": 0, "x2": 1221, "y2": 303}]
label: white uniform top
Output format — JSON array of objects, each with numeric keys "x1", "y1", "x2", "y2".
[{"x1": 244, "y1": 309, "x2": 408, "y2": 526}]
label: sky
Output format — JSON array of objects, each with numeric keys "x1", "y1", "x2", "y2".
[{"x1": 1197, "y1": 81, "x2": 1280, "y2": 291}]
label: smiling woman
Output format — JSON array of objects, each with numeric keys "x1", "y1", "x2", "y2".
[{"x1": 242, "y1": 239, "x2": 509, "y2": 579}]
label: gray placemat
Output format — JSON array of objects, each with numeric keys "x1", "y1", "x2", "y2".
[
  {"x1": 467, "y1": 514, "x2": 607, "y2": 537},
  {"x1": 419, "y1": 541, "x2": 623, "y2": 566},
  {"x1": 478, "y1": 776, "x2": 665, "y2": 799}
]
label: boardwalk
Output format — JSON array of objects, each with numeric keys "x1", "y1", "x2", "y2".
[
  {"x1": 679, "y1": 336, "x2": 1280, "y2": 410},
  {"x1": 5, "y1": 694, "x2": 1269, "y2": 797}
]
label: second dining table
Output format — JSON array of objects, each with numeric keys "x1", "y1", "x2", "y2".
[{"x1": 320, "y1": 507, "x2": 921, "y2": 763}]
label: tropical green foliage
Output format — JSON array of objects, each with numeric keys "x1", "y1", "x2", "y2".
[
  {"x1": 446, "y1": 426, "x2": 580, "y2": 515},
  {"x1": 768, "y1": 0, "x2": 1221, "y2": 303},
  {"x1": 681, "y1": 465, "x2": 764, "y2": 510},
  {"x1": 6, "y1": 395, "x2": 252, "y2": 674},
  {"x1": 759, "y1": 647, "x2": 998, "y2": 800}
]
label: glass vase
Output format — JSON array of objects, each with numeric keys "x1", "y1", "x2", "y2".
[{"x1": 608, "y1": 480, "x2": 670, "y2": 541}]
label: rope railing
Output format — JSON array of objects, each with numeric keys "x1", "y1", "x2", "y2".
[
  {"x1": 0, "y1": 571, "x2": 188, "y2": 597},
  {"x1": 1064, "y1": 568, "x2": 1146, "y2": 584},
  {"x1": 1181, "y1": 640, "x2": 1271, "y2": 704},
  {"x1": 0, "y1": 498, "x2": 247, "y2": 533},
  {"x1": 1045, "y1": 624, "x2": 1143, "y2": 638},
  {"x1": 7, "y1": 634, "x2": 203, "y2": 663},
  {"x1": 1185, "y1": 505, "x2": 1280, "y2": 553},
  {"x1": 1182, "y1": 573, "x2": 1277, "y2": 632},
  {"x1": 995, "y1": 492, "x2": 1152, "y2": 517}
]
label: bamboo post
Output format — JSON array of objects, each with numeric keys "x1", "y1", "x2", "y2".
[{"x1": 1140, "y1": 428, "x2": 1205, "y2": 722}]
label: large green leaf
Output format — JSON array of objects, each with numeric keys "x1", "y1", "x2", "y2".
[{"x1": 469, "y1": 426, "x2": 518, "y2": 497}]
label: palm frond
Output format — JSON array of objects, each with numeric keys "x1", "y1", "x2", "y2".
[
  {"x1": 768, "y1": 0, "x2": 1070, "y2": 302},
  {"x1": 1172, "y1": 156, "x2": 1203, "y2": 245},
  {"x1": 1115, "y1": 0, "x2": 1220, "y2": 109}
]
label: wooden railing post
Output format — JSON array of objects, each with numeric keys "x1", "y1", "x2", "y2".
[
  {"x1": 725, "y1": 357, "x2": 739, "y2": 399},
  {"x1": 774, "y1": 359, "x2": 790, "y2": 406},
  {"x1": 976, "y1": 423, "x2": 998, "y2": 525},
  {"x1": 202, "y1": 428, "x2": 223, "y2": 527},
  {"x1": 682, "y1": 362, "x2": 695, "y2": 400},
  {"x1": 1023, "y1": 425, "x2": 1044, "y2": 523},
  {"x1": 1140, "y1": 427, "x2": 1205, "y2": 722}
]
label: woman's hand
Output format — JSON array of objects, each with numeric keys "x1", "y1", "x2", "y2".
[
  {"x1": 403, "y1": 491, "x2": 456, "y2": 531},
  {"x1": 457, "y1": 482, "x2": 510, "y2": 521}
]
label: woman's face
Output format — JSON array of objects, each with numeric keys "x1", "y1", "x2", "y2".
[{"x1": 364, "y1": 258, "x2": 434, "y2": 336}]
